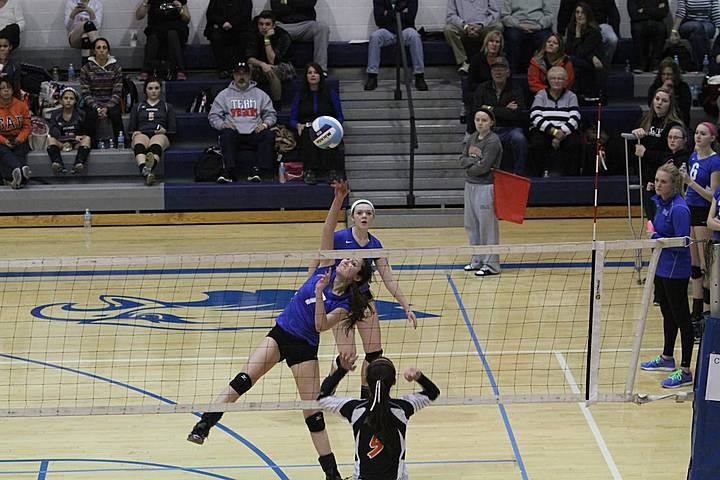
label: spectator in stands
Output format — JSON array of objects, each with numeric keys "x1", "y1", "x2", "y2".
[
  {"x1": 469, "y1": 56, "x2": 527, "y2": 175},
  {"x1": 631, "y1": 87, "x2": 684, "y2": 219},
  {"x1": 80, "y1": 38, "x2": 124, "y2": 148},
  {"x1": 0, "y1": 32, "x2": 20, "y2": 93},
  {"x1": 647, "y1": 58, "x2": 692, "y2": 126},
  {"x1": 209, "y1": 62, "x2": 277, "y2": 182},
  {"x1": 0, "y1": 0, "x2": 23, "y2": 49},
  {"x1": 528, "y1": 32, "x2": 575, "y2": 94},
  {"x1": 627, "y1": 0, "x2": 669, "y2": 73},
  {"x1": 558, "y1": 0, "x2": 620, "y2": 66},
  {"x1": 670, "y1": 0, "x2": 720, "y2": 72},
  {"x1": 128, "y1": 78, "x2": 176, "y2": 186},
  {"x1": 290, "y1": 62, "x2": 344, "y2": 186},
  {"x1": 444, "y1": 0, "x2": 503, "y2": 74},
  {"x1": 46, "y1": 87, "x2": 91, "y2": 175},
  {"x1": 461, "y1": 105, "x2": 502, "y2": 277},
  {"x1": 65, "y1": 0, "x2": 102, "y2": 66},
  {"x1": 466, "y1": 29, "x2": 504, "y2": 100},
  {"x1": 247, "y1": 10, "x2": 295, "y2": 107},
  {"x1": 529, "y1": 66, "x2": 581, "y2": 176},
  {"x1": 0, "y1": 78, "x2": 29, "y2": 189},
  {"x1": 500, "y1": 0, "x2": 553, "y2": 73},
  {"x1": 647, "y1": 124, "x2": 690, "y2": 213},
  {"x1": 565, "y1": 2, "x2": 606, "y2": 100},
  {"x1": 136, "y1": 0, "x2": 190, "y2": 81},
  {"x1": 365, "y1": 0, "x2": 428, "y2": 92},
  {"x1": 205, "y1": 0, "x2": 253, "y2": 80},
  {"x1": 270, "y1": 0, "x2": 330, "y2": 71}
]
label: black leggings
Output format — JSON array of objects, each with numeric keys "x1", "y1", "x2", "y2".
[
  {"x1": 654, "y1": 275, "x2": 694, "y2": 368},
  {"x1": 84, "y1": 104, "x2": 123, "y2": 146},
  {"x1": 144, "y1": 30, "x2": 186, "y2": 72}
]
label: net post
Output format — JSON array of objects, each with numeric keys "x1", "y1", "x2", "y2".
[
  {"x1": 624, "y1": 240, "x2": 662, "y2": 397},
  {"x1": 586, "y1": 242, "x2": 605, "y2": 403}
]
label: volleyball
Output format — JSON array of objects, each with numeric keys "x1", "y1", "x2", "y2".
[{"x1": 310, "y1": 115, "x2": 344, "y2": 149}]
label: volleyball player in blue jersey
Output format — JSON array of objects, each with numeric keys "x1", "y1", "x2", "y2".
[
  {"x1": 681, "y1": 122, "x2": 720, "y2": 339},
  {"x1": 187, "y1": 181, "x2": 372, "y2": 480},
  {"x1": 318, "y1": 354, "x2": 439, "y2": 480},
  {"x1": 312, "y1": 198, "x2": 417, "y2": 399}
]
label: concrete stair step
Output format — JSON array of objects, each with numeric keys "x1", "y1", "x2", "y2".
[
  {"x1": 345, "y1": 142, "x2": 460, "y2": 154},
  {"x1": 345, "y1": 107, "x2": 459, "y2": 121},
  {"x1": 343, "y1": 98, "x2": 461, "y2": 108},
  {"x1": 345, "y1": 132, "x2": 463, "y2": 144},
  {"x1": 348, "y1": 189, "x2": 463, "y2": 207},
  {"x1": 27, "y1": 149, "x2": 161, "y2": 178}
]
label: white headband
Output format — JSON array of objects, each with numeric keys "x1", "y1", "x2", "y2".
[{"x1": 350, "y1": 199, "x2": 375, "y2": 215}]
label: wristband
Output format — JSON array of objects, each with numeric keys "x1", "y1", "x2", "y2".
[
  {"x1": 550, "y1": 127, "x2": 557, "y2": 136},
  {"x1": 264, "y1": 39, "x2": 271, "y2": 45},
  {"x1": 671, "y1": 29, "x2": 678, "y2": 33}
]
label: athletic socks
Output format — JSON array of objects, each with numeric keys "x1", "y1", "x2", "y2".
[{"x1": 318, "y1": 453, "x2": 341, "y2": 480}]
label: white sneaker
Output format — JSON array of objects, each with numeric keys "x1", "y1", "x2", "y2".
[
  {"x1": 457, "y1": 61, "x2": 470, "y2": 74},
  {"x1": 10, "y1": 167, "x2": 22, "y2": 189}
]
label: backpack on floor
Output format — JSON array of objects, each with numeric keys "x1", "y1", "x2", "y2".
[
  {"x1": 19, "y1": 63, "x2": 52, "y2": 95},
  {"x1": 187, "y1": 87, "x2": 220, "y2": 113},
  {"x1": 700, "y1": 75, "x2": 720, "y2": 117},
  {"x1": 121, "y1": 76, "x2": 139, "y2": 114},
  {"x1": 194, "y1": 146, "x2": 225, "y2": 182}
]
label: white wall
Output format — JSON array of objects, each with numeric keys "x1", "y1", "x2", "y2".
[{"x1": 18, "y1": 0, "x2": 668, "y2": 49}]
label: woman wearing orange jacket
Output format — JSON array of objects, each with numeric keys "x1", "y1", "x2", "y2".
[
  {"x1": 528, "y1": 32, "x2": 575, "y2": 94},
  {"x1": 0, "y1": 78, "x2": 31, "y2": 189}
]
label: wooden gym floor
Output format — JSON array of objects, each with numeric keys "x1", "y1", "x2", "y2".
[{"x1": 0, "y1": 218, "x2": 692, "y2": 479}]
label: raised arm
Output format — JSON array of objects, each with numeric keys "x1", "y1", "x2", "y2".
[
  {"x1": 314, "y1": 270, "x2": 349, "y2": 332},
  {"x1": 376, "y1": 257, "x2": 416, "y2": 328},
  {"x1": 318, "y1": 180, "x2": 349, "y2": 267}
]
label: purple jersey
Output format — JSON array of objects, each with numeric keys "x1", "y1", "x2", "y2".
[
  {"x1": 686, "y1": 152, "x2": 720, "y2": 207},
  {"x1": 333, "y1": 228, "x2": 383, "y2": 265},
  {"x1": 275, "y1": 267, "x2": 351, "y2": 346},
  {"x1": 714, "y1": 188, "x2": 720, "y2": 241}
]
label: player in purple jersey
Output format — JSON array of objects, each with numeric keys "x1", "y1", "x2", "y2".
[
  {"x1": 313, "y1": 197, "x2": 417, "y2": 399},
  {"x1": 681, "y1": 122, "x2": 720, "y2": 338},
  {"x1": 187, "y1": 181, "x2": 372, "y2": 480}
]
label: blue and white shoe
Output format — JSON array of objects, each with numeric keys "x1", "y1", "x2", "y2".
[
  {"x1": 640, "y1": 355, "x2": 676, "y2": 371},
  {"x1": 661, "y1": 369, "x2": 693, "y2": 389}
]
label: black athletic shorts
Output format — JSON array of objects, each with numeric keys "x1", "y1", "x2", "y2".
[
  {"x1": 690, "y1": 205, "x2": 710, "y2": 227},
  {"x1": 266, "y1": 324, "x2": 318, "y2": 367}
]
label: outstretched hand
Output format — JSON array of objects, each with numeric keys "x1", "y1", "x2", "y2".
[
  {"x1": 337, "y1": 351, "x2": 358, "y2": 371},
  {"x1": 315, "y1": 269, "x2": 331, "y2": 293},
  {"x1": 406, "y1": 309, "x2": 417, "y2": 329},
  {"x1": 403, "y1": 367, "x2": 422, "y2": 382},
  {"x1": 333, "y1": 179, "x2": 349, "y2": 198}
]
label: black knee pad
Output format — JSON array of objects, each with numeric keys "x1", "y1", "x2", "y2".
[
  {"x1": 148, "y1": 143, "x2": 163, "y2": 156},
  {"x1": 365, "y1": 349, "x2": 383, "y2": 364},
  {"x1": 229, "y1": 372, "x2": 252, "y2": 396},
  {"x1": 47, "y1": 144, "x2": 61, "y2": 161},
  {"x1": 691, "y1": 265, "x2": 703, "y2": 279},
  {"x1": 704, "y1": 287, "x2": 710, "y2": 305},
  {"x1": 75, "y1": 145, "x2": 90, "y2": 163},
  {"x1": 305, "y1": 411, "x2": 325, "y2": 433},
  {"x1": 83, "y1": 21, "x2": 97, "y2": 33},
  {"x1": 133, "y1": 143, "x2": 147, "y2": 156}
]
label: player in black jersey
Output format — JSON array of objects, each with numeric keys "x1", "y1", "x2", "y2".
[
  {"x1": 46, "y1": 87, "x2": 91, "y2": 175},
  {"x1": 318, "y1": 355, "x2": 440, "y2": 480},
  {"x1": 128, "y1": 78, "x2": 176, "y2": 185}
]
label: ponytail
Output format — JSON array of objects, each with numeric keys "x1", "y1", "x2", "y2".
[{"x1": 364, "y1": 358, "x2": 399, "y2": 455}]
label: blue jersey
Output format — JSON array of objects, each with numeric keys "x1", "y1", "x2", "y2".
[
  {"x1": 275, "y1": 267, "x2": 351, "y2": 346},
  {"x1": 333, "y1": 228, "x2": 383, "y2": 265},
  {"x1": 651, "y1": 193, "x2": 691, "y2": 279},
  {"x1": 685, "y1": 152, "x2": 720, "y2": 207},
  {"x1": 713, "y1": 188, "x2": 720, "y2": 241}
]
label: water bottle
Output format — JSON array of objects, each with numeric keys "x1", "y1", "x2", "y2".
[
  {"x1": 83, "y1": 209, "x2": 92, "y2": 230},
  {"x1": 52, "y1": 66, "x2": 60, "y2": 82},
  {"x1": 68, "y1": 63, "x2": 76, "y2": 81},
  {"x1": 108, "y1": 137, "x2": 115, "y2": 149},
  {"x1": 98, "y1": 138, "x2": 106, "y2": 149},
  {"x1": 278, "y1": 160, "x2": 287, "y2": 183},
  {"x1": 674, "y1": 55, "x2": 680, "y2": 66},
  {"x1": 117, "y1": 131, "x2": 125, "y2": 149},
  {"x1": 703, "y1": 54, "x2": 710, "y2": 75},
  {"x1": 625, "y1": 60, "x2": 631, "y2": 73}
]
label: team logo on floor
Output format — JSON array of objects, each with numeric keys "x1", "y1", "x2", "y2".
[{"x1": 30, "y1": 290, "x2": 438, "y2": 331}]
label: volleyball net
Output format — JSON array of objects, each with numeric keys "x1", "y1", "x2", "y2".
[{"x1": 0, "y1": 238, "x2": 684, "y2": 416}]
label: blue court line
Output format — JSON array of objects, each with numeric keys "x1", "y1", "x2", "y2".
[
  {"x1": 0, "y1": 353, "x2": 288, "y2": 480},
  {"x1": 446, "y1": 273, "x2": 529, "y2": 480},
  {"x1": 0, "y1": 458, "x2": 517, "y2": 476},
  {"x1": 0, "y1": 260, "x2": 648, "y2": 278},
  {"x1": 36, "y1": 460, "x2": 48, "y2": 480}
]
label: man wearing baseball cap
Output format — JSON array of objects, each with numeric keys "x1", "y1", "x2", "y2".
[
  {"x1": 208, "y1": 61, "x2": 277, "y2": 182},
  {"x1": 469, "y1": 56, "x2": 527, "y2": 175}
]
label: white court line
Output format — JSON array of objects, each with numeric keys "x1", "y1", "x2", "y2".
[
  {"x1": 554, "y1": 351, "x2": 623, "y2": 480},
  {"x1": 0, "y1": 346, "x2": 663, "y2": 367}
]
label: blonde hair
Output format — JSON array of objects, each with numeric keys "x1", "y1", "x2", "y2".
[
  {"x1": 656, "y1": 163, "x2": 684, "y2": 197},
  {"x1": 638, "y1": 87, "x2": 683, "y2": 132},
  {"x1": 481, "y1": 29, "x2": 504, "y2": 57}
]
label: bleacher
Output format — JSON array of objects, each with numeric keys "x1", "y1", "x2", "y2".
[{"x1": 3, "y1": 39, "x2": 712, "y2": 218}]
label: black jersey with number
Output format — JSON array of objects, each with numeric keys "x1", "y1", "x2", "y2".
[
  {"x1": 318, "y1": 372, "x2": 439, "y2": 480},
  {"x1": 127, "y1": 100, "x2": 176, "y2": 136}
]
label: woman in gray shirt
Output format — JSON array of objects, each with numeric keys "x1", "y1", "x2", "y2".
[{"x1": 462, "y1": 105, "x2": 503, "y2": 277}]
